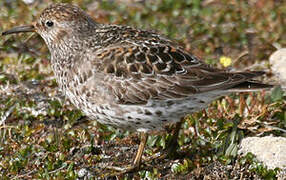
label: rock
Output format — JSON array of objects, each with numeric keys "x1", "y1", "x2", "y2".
[
  {"x1": 269, "y1": 48, "x2": 286, "y2": 89},
  {"x1": 22, "y1": 0, "x2": 34, "y2": 4},
  {"x1": 239, "y1": 136, "x2": 286, "y2": 170},
  {"x1": 77, "y1": 168, "x2": 91, "y2": 178}
]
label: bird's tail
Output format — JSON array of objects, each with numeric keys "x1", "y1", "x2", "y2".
[
  {"x1": 228, "y1": 81, "x2": 274, "y2": 92},
  {"x1": 225, "y1": 71, "x2": 273, "y2": 92}
]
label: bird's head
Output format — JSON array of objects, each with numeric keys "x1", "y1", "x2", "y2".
[{"x1": 2, "y1": 3, "x2": 97, "y2": 47}]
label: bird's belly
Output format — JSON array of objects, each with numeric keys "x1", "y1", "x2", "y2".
[{"x1": 65, "y1": 89, "x2": 223, "y2": 132}]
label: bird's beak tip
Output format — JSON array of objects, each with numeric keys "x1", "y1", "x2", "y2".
[{"x1": 2, "y1": 24, "x2": 35, "y2": 36}]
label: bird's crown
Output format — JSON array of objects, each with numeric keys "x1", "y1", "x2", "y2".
[{"x1": 40, "y1": 3, "x2": 88, "y2": 23}]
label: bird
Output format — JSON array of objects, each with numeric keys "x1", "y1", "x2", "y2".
[{"x1": 2, "y1": 3, "x2": 273, "y2": 172}]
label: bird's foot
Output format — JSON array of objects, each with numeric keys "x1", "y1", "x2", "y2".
[
  {"x1": 142, "y1": 146, "x2": 179, "y2": 162},
  {"x1": 142, "y1": 133, "x2": 181, "y2": 162},
  {"x1": 106, "y1": 163, "x2": 140, "y2": 174}
]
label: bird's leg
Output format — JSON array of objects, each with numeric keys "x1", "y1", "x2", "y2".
[
  {"x1": 107, "y1": 120, "x2": 182, "y2": 172},
  {"x1": 107, "y1": 132, "x2": 148, "y2": 173},
  {"x1": 143, "y1": 118, "x2": 183, "y2": 161},
  {"x1": 165, "y1": 118, "x2": 183, "y2": 157}
]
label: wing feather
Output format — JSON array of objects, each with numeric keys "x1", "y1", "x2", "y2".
[{"x1": 87, "y1": 33, "x2": 265, "y2": 105}]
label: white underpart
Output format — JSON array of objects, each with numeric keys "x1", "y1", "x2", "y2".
[
  {"x1": 67, "y1": 87, "x2": 226, "y2": 132},
  {"x1": 119, "y1": 91, "x2": 225, "y2": 132}
]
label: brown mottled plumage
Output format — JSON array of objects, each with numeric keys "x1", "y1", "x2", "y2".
[{"x1": 2, "y1": 3, "x2": 272, "y2": 172}]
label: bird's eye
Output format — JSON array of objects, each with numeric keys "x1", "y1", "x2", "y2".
[{"x1": 45, "y1": 20, "x2": 54, "y2": 27}]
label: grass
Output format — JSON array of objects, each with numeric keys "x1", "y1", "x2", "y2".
[{"x1": 0, "y1": 0, "x2": 286, "y2": 179}]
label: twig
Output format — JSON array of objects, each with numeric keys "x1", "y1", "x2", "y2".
[
  {"x1": 48, "y1": 164, "x2": 67, "y2": 174},
  {"x1": 264, "y1": 125, "x2": 286, "y2": 133},
  {"x1": 0, "y1": 103, "x2": 16, "y2": 126},
  {"x1": 12, "y1": 169, "x2": 36, "y2": 180},
  {"x1": 232, "y1": 51, "x2": 249, "y2": 66}
]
